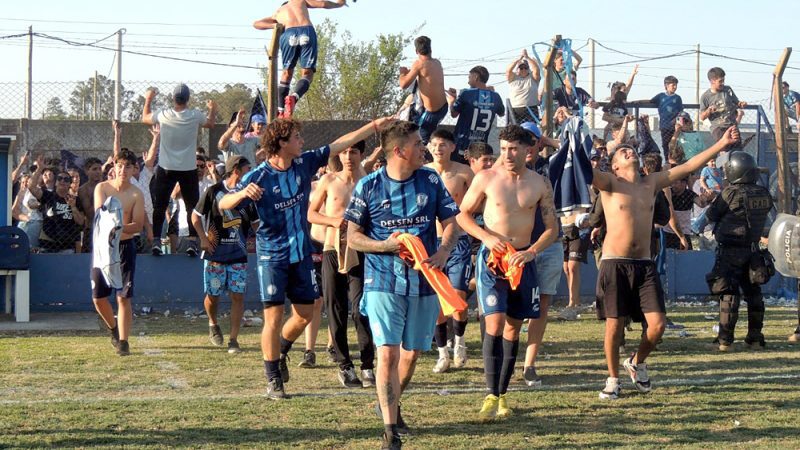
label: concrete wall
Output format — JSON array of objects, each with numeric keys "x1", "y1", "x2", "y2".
[{"x1": 21, "y1": 250, "x2": 785, "y2": 313}]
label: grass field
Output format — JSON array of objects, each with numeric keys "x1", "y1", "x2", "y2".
[{"x1": 2, "y1": 305, "x2": 800, "y2": 449}]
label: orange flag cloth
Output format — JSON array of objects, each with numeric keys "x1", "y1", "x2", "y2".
[
  {"x1": 396, "y1": 233, "x2": 468, "y2": 316},
  {"x1": 486, "y1": 242, "x2": 523, "y2": 290}
]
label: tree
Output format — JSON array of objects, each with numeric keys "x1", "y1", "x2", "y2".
[
  {"x1": 68, "y1": 74, "x2": 134, "y2": 120},
  {"x1": 42, "y1": 97, "x2": 67, "y2": 120},
  {"x1": 266, "y1": 19, "x2": 411, "y2": 120},
  {"x1": 193, "y1": 83, "x2": 255, "y2": 124}
]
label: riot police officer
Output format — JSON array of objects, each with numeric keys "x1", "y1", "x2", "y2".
[{"x1": 706, "y1": 151, "x2": 774, "y2": 351}]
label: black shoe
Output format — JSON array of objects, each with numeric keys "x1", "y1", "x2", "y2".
[
  {"x1": 744, "y1": 336, "x2": 766, "y2": 350},
  {"x1": 109, "y1": 325, "x2": 121, "y2": 350},
  {"x1": 116, "y1": 340, "x2": 130, "y2": 356},
  {"x1": 338, "y1": 366, "x2": 362, "y2": 388},
  {"x1": 151, "y1": 244, "x2": 163, "y2": 256},
  {"x1": 186, "y1": 241, "x2": 198, "y2": 257},
  {"x1": 209, "y1": 325, "x2": 224, "y2": 347},
  {"x1": 227, "y1": 339, "x2": 241, "y2": 354},
  {"x1": 381, "y1": 432, "x2": 402, "y2": 450},
  {"x1": 326, "y1": 346, "x2": 337, "y2": 363},
  {"x1": 396, "y1": 403, "x2": 409, "y2": 436},
  {"x1": 298, "y1": 350, "x2": 316, "y2": 368},
  {"x1": 266, "y1": 377, "x2": 287, "y2": 400},
  {"x1": 279, "y1": 354, "x2": 290, "y2": 382}
]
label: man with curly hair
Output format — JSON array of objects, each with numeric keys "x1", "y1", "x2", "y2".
[{"x1": 219, "y1": 116, "x2": 393, "y2": 399}]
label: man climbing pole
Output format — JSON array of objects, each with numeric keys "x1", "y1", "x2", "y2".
[{"x1": 254, "y1": 0, "x2": 348, "y2": 118}]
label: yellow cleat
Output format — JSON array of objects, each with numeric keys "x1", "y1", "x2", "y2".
[
  {"x1": 496, "y1": 394, "x2": 513, "y2": 419},
  {"x1": 479, "y1": 394, "x2": 499, "y2": 422}
]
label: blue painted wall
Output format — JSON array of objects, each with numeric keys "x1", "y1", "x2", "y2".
[{"x1": 25, "y1": 250, "x2": 788, "y2": 313}]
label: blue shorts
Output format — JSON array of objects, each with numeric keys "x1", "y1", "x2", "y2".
[
  {"x1": 280, "y1": 25, "x2": 318, "y2": 71},
  {"x1": 439, "y1": 236, "x2": 471, "y2": 293},
  {"x1": 257, "y1": 256, "x2": 319, "y2": 306},
  {"x1": 476, "y1": 245, "x2": 541, "y2": 320},
  {"x1": 535, "y1": 241, "x2": 562, "y2": 296},
  {"x1": 204, "y1": 260, "x2": 248, "y2": 296},
  {"x1": 361, "y1": 291, "x2": 439, "y2": 351},
  {"x1": 411, "y1": 103, "x2": 449, "y2": 144}
]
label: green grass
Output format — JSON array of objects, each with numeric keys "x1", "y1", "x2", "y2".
[{"x1": 2, "y1": 306, "x2": 800, "y2": 449}]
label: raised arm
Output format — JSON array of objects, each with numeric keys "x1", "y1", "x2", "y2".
[
  {"x1": 28, "y1": 155, "x2": 45, "y2": 200},
  {"x1": 572, "y1": 51, "x2": 583, "y2": 70},
  {"x1": 655, "y1": 125, "x2": 738, "y2": 190},
  {"x1": 329, "y1": 117, "x2": 394, "y2": 156},
  {"x1": 624, "y1": 64, "x2": 639, "y2": 93},
  {"x1": 399, "y1": 61, "x2": 421, "y2": 90},
  {"x1": 202, "y1": 100, "x2": 217, "y2": 129},
  {"x1": 112, "y1": 120, "x2": 121, "y2": 158},
  {"x1": 219, "y1": 109, "x2": 245, "y2": 150},
  {"x1": 253, "y1": 15, "x2": 278, "y2": 30},
  {"x1": 362, "y1": 146, "x2": 383, "y2": 174},
  {"x1": 523, "y1": 49, "x2": 540, "y2": 82},
  {"x1": 141, "y1": 89, "x2": 157, "y2": 125},
  {"x1": 11, "y1": 151, "x2": 29, "y2": 184},
  {"x1": 506, "y1": 56, "x2": 520, "y2": 83},
  {"x1": 591, "y1": 167, "x2": 614, "y2": 192},
  {"x1": 144, "y1": 125, "x2": 160, "y2": 169}
]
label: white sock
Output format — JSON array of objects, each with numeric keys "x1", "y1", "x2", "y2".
[
  {"x1": 454, "y1": 335, "x2": 465, "y2": 347},
  {"x1": 438, "y1": 347, "x2": 449, "y2": 359}
]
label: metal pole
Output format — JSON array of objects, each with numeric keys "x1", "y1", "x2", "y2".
[
  {"x1": 25, "y1": 26, "x2": 33, "y2": 120},
  {"x1": 92, "y1": 70, "x2": 98, "y2": 120},
  {"x1": 589, "y1": 38, "x2": 595, "y2": 129},
  {"x1": 695, "y1": 43, "x2": 700, "y2": 131},
  {"x1": 114, "y1": 29, "x2": 123, "y2": 121}
]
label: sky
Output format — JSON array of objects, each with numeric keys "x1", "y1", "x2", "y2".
[{"x1": 1, "y1": 0, "x2": 799, "y2": 120}]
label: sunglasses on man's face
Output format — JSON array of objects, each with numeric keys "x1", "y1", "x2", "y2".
[{"x1": 57, "y1": 176, "x2": 72, "y2": 182}]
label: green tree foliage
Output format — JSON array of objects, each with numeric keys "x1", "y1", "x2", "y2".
[
  {"x1": 42, "y1": 97, "x2": 66, "y2": 120},
  {"x1": 273, "y1": 19, "x2": 410, "y2": 120},
  {"x1": 68, "y1": 74, "x2": 134, "y2": 120}
]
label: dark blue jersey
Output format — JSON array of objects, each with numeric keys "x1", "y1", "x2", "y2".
[
  {"x1": 239, "y1": 146, "x2": 329, "y2": 264},
  {"x1": 344, "y1": 167, "x2": 459, "y2": 297},
  {"x1": 452, "y1": 88, "x2": 505, "y2": 162}
]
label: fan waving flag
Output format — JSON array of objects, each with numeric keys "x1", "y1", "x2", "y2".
[
  {"x1": 245, "y1": 88, "x2": 268, "y2": 131},
  {"x1": 548, "y1": 116, "x2": 594, "y2": 215}
]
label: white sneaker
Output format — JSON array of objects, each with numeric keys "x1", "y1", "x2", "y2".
[
  {"x1": 453, "y1": 344, "x2": 468, "y2": 368},
  {"x1": 432, "y1": 356, "x2": 450, "y2": 373},
  {"x1": 558, "y1": 307, "x2": 579, "y2": 321},
  {"x1": 623, "y1": 355, "x2": 651, "y2": 393},
  {"x1": 599, "y1": 377, "x2": 621, "y2": 400}
]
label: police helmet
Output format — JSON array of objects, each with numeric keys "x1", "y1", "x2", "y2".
[{"x1": 724, "y1": 151, "x2": 758, "y2": 185}]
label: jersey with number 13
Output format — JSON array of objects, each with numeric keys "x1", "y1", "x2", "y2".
[{"x1": 451, "y1": 88, "x2": 505, "y2": 163}]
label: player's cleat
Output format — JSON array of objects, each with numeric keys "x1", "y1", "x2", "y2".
[
  {"x1": 523, "y1": 366, "x2": 542, "y2": 387},
  {"x1": 284, "y1": 95, "x2": 297, "y2": 118},
  {"x1": 338, "y1": 366, "x2": 362, "y2": 388},
  {"x1": 227, "y1": 339, "x2": 241, "y2": 354},
  {"x1": 432, "y1": 356, "x2": 450, "y2": 373},
  {"x1": 116, "y1": 340, "x2": 130, "y2": 356},
  {"x1": 599, "y1": 377, "x2": 621, "y2": 400},
  {"x1": 266, "y1": 377, "x2": 287, "y2": 400},
  {"x1": 279, "y1": 354, "x2": 290, "y2": 382},
  {"x1": 361, "y1": 369, "x2": 376, "y2": 388},
  {"x1": 744, "y1": 336, "x2": 766, "y2": 350},
  {"x1": 479, "y1": 394, "x2": 499, "y2": 421},
  {"x1": 109, "y1": 325, "x2": 121, "y2": 350},
  {"x1": 381, "y1": 432, "x2": 402, "y2": 450},
  {"x1": 151, "y1": 244, "x2": 163, "y2": 256},
  {"x1": 186, "y1": 241, "x2": 198, "y2": 257},
  {"x1": 453, "y1": 344, "x2": 468, "y2": 368},
  {"x1": 622, "y1": 355, "x2": 651, "y2": 393},
  {"x1": 209, "y1": 325, "x2": 224, "y2": 347},
  {"x1": 298, "y1": 350, "x2": 316, "y2": 368},
  {"x1": 326, "y1": 346, "x2": 337, "y2": 363},
  {"x1": 496, "y1": 394, "x2": 513, "y2": 418}
]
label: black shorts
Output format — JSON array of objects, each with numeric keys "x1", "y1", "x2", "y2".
[
  {"x1": 563, "y1": 225, "x2": 590, "y2": 263},
  {"x1": 596, "y1": 258, "x2": 665, "y2": 321},
  {"x1": 91, "y1": 239, "x2": 136, "y2": 299}
]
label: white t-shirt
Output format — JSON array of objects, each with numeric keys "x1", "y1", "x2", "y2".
[
  {"x1": 509, "y1": 74, "x2": 539, "y2": 108},
  {"x1": 131, "y1": 166, "x2": 154, "y2": 224},
  {"x1": 154, "y1": 108, "x2": 207, "y2": 171}
]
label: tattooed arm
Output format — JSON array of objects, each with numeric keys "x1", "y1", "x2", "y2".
[
  {"x1": 530, "y1": 180, "x2": 559, "y2": 253},
  {"x1": 346, "y1": 222, "x2": 400, "y2": 254}
]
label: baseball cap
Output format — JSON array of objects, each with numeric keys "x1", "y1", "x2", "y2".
[
  {"x1": 519, "y1": 121, "x2": 542, "y2": 139},
  {"x1": 173, "y1": 83, "x2": 190, "y2": 104},
  {"x1": 224, "y1": 155, "x2": 251, "y2": 176},
  {"x1": 251, "y1": 114, "x2": 266, "y2": 124}
]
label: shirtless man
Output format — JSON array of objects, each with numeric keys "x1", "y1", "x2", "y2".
[
  {"x1": 425, "y1": 129, "x2": 474, "y2": 373},
  {"x1": 399, "y1": 36, "x2": 447, "y2": 145},
  {"x1": 457, "y1": 125, "x2": 558, "y2": 421},
  {"x1": 308, "y1": 140, "x2": 376, "y2": 388},
  {"x1": 91, "y1": 149, "x2": 146, "y2": 356},
  {"x1": 592, "y1": 126, "x2": 739, "y2": 400},
  {"x1": 254, "y1": 0, "x2": 347, "y2": 117}
]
